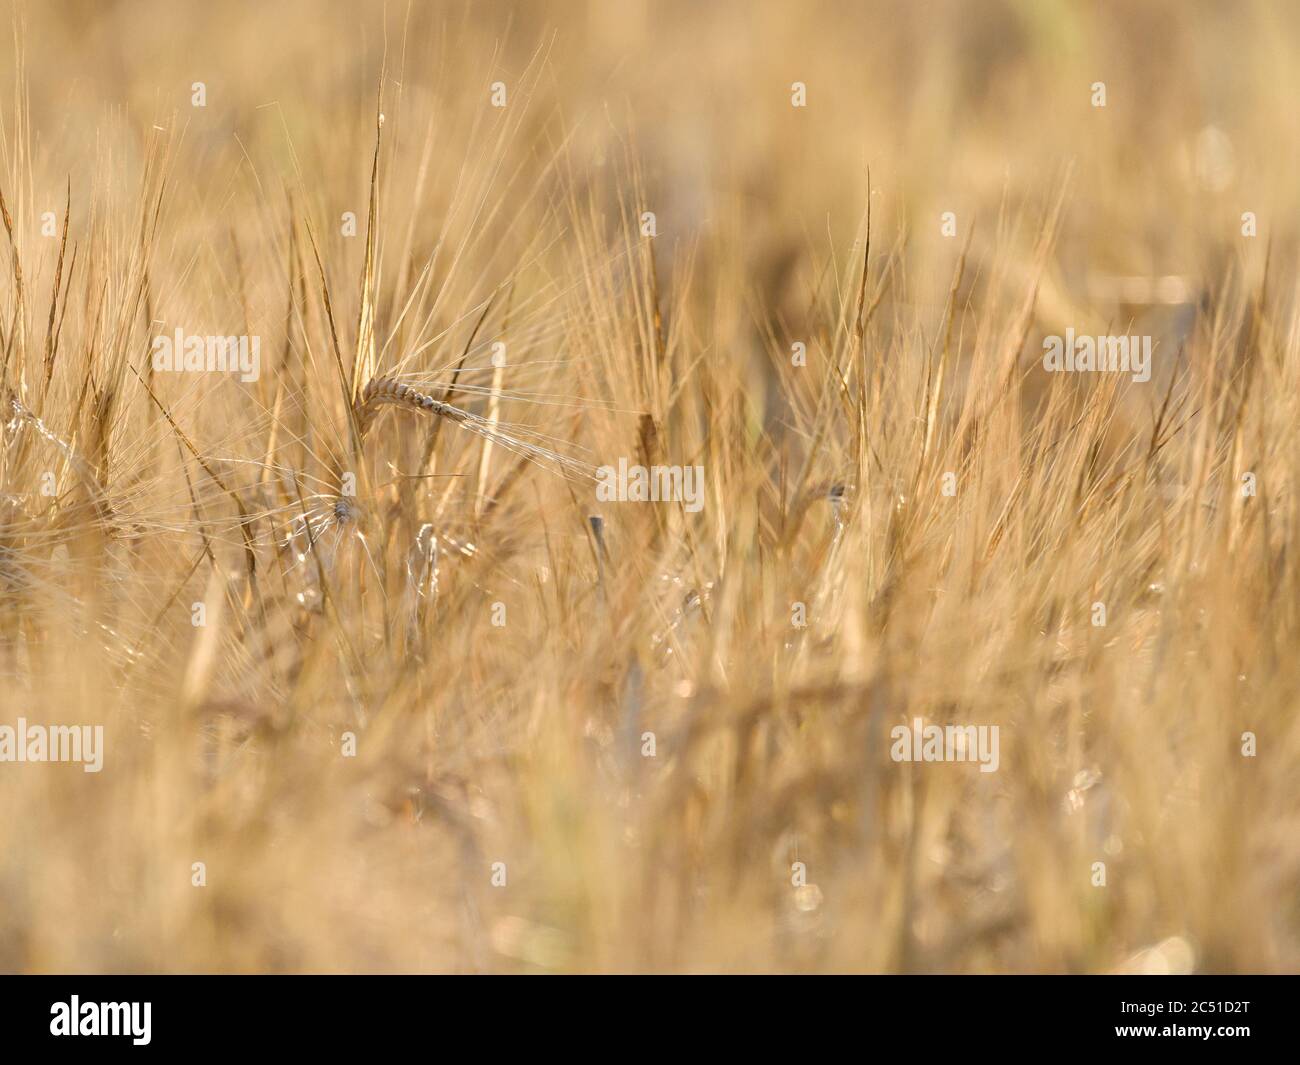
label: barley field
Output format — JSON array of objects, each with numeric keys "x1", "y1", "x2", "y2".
[{"x1": 0, "y1": 0, "x2": 1296, "y2": 974}]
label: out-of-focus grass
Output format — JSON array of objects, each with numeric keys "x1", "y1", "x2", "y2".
[{"x1": 0, "y1": 0, "x2": 1295, "y2": 973}]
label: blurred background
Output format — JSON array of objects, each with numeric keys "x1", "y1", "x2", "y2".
[
  {"x1": 5, "y1": 0, "x2": 1293, "y2": 332},
  {"x1": 0, "y1": 1, "x2": 1295, "y2": 974}
]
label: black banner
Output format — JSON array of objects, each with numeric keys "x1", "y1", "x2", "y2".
[{"x1": 0, "y1": 975, "x2": 1289, "y2": 1052}]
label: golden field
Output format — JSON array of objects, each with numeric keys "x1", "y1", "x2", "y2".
[{"x1": 0, "y1": 0, "x2": 1297, "y2": 973}]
